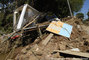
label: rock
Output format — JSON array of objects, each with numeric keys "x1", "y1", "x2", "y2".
[
  {"x1": 21, "y1": 45, "x2": 31, "y2": 54},
  {"x1": 59, "y1": 44, "x2": 66, "y2": 50},
  {"x1": 84, "y1": 39, "x2": 89, "y2": 46},
  {"x1": 30, "y1": 44, "x2": 39, "y2": 51},
  {"x1": 52, "y1": 52, "x2": 60, "y2": 58},
  {"x1": 21, "y1": 48, "x2": 27, "y2": 54},
  {"x1": 35, "y1": 51, "x2": 43, "y2": 56},
  {"x1": 31, "y1": 45, "x2": 43, "y2": 56},
  {"x1": 7, "y1": 59, "x2": 14, "y2": 60},
  {"x1": 29, "y1": 55, "x2": 38, "y2": 60},
  {"x1": 77, "y1": 25, "x2": 82, "y2": 31},
  {"x1": 16, "y1": 55, "x2": 30, "y2": 60}
]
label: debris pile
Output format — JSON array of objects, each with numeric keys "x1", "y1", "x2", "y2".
[
  {"x1": 0, "y1": 4, "x2": 89, "y2": 60},
  {"x1": 14, "y1": 18, "x2": 89, "y2": 60}
]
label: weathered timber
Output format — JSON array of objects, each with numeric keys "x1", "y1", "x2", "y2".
[
  {"x1": 42, "y1": 33, "x2": 54, "y2": 45},
  {"x1": 54, "y1": 50, "x2": 89, "y2": 58}
]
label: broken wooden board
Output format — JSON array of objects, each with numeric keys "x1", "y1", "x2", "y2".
[
  {"x1": 59, "y1": 50, "x2": 89, "y2": 58},
  {"x1": 42, "y1": 33, "x2": 53, "y2": 46}
]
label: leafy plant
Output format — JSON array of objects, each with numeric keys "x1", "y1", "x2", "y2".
[{"x1": 76, "y1": 13, "x2": 84, "y2": 19}]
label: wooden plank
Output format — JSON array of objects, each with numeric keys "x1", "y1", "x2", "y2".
[
  {"x1": 59, "y1": 50, "x2": 89, "y2": 58},
  {"x1": 38, "y1": 26, "x2": 42, "y2": 36},
  {"x1": 22, "y1": 15, "x2": 39, "y2": 29},
  {"x1": 42, "y1": 33, "x2": 53, "y2": 45}
]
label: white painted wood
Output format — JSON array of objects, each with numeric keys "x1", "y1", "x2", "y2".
[
  {"x1": 17, "y1": 4, "x2": 28, "y2": 30},
  {"x1": 13, "y1": 11, "x2": 18, "y2": 29}
]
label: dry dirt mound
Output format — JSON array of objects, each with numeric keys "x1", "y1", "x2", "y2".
[{"x1": 8, "y1": 18, "x2": 89, "y2": 60}]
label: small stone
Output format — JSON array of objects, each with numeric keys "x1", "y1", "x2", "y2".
[
  {"x1": 7, "y1": 59, "x2": 13, "y2": 60},
  {"x1": 59, "y1": 44, "x2": 66, "y2": 50},
  {"x1": 84, "y1": 39, "x2": 89, "y2": 46},
  {"x1": 35, "y1": 51, "x2": 43, "y2": 56},
  {"x1": 52, "y1": 52, "x2": 60, "y2": 58},
  {"x1": 21, "y1": 48, "x2": 27, "y2": 54}
]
